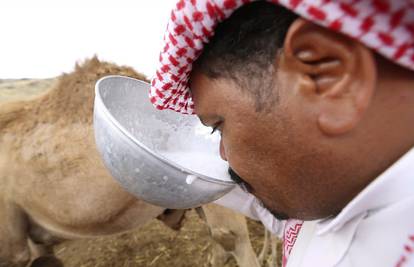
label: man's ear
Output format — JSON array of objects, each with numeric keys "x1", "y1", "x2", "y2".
[{"x1": 281, "y1": 18, "x2": 377, "y2": 136}]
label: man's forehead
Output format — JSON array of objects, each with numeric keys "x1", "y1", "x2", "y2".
[
  {"x1": 189, "y1": 71, "x2": 220, "y2": 103},
  {"x1": 189, "y1": 74, "x2": 230, "y2": 123}
]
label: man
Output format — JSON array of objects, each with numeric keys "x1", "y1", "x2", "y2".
[{"x1": 149, "y1": 0, "x2": 414, "y2": 266}]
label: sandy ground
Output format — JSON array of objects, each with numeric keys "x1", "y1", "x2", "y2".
[
  {"x1": 55, "y1": 210, "x2": 277, "y2": 267},
  {"x1": 1, "y1": 75, "x2": 282, "y2": 267}
]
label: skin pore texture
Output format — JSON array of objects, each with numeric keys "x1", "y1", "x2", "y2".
[{"x1": 190, "y1": 18, "x2": 414, "y2": 221}]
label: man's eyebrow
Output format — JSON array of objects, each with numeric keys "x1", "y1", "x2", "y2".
[{"x1": 228, "y1": 168, "x2": 254, "y2": 193}]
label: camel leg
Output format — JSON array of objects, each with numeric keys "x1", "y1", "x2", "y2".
[
  {"x1": 209, "y1": 238, "x2": 232, "y2": 267},
  {"x1": 201, "y1": 204, "x2": 260, "y2": 267},
  {"x1": 196, "y1": 207, "x2": 231, "y2": 267},
  {"x1": 27, "y1": 239, "x2": 63, "y2": 267},
  {"x1": 0, "y1": 200, "x2": 30, "y2": 267},
  {"x1": 157, "y1": 209, "x2": 187, "y2": 231}
]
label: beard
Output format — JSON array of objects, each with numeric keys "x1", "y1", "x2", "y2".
[{"x1": 228, "y1": 167, "x2": 290, "y2": 221}]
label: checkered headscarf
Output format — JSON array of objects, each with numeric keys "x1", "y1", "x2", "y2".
[{"x1": 150, "y1": 0, "x2": 414, "y2": 114}]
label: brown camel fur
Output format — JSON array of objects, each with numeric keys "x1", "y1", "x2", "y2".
[{"x1": 0, "y1": 58, "x2": 261, "y2": 267}]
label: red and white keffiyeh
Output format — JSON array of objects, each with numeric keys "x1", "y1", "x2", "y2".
[{"x1": 150, "y1": 0, "x2": 414, "y2": 114}]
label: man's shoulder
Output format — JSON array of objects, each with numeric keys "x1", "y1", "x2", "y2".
[
  {"x1": 292, "y1": 196, "x2": 414, "y2": 267},
  {"x1": 332, "y1": 195, "x2": 414, "y2": 267}
]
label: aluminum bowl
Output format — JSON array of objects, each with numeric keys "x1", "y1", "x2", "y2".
[{"x1": 93, "y1": 75, "x2": 235, "y2": 209}]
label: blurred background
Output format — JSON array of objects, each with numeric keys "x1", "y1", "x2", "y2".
[
  {"x1": 0, "y1": 0, "x2": 175, "y2": 79},
  {"x1": 0, "y1": 2, "x2": 279, "y2": 266}
]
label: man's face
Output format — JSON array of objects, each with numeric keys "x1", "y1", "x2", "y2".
[
  {"x1": 186, "y1": 17, "x2": 414, "y2": 220},
  {"x1": 190, "y1": 70, "x2": 371, "y2": 220}
]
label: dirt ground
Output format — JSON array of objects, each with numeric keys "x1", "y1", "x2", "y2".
[
  {"x1": 0, "y1": 60, "x2": 282, "y2": 267},
  {"x1": 55, "y1": 210, "x2": 280, "y2": 267}
]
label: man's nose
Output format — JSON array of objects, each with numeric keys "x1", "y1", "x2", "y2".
[{"x1": 219, "y1": 138, "x2": 227, "y2": 161}]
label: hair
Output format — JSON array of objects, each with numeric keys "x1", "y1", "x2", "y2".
[{"x1": 193, "y1": 1, "x2": 298, "y2": 111}]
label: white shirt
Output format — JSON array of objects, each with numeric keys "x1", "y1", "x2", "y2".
[{"x1": 214, "y1": 147, "x2": 414, "y2": 267}]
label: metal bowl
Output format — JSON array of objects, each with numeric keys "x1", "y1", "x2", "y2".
[{"x1": 93, "y1": 75, "x2": 235, "y2": 209}]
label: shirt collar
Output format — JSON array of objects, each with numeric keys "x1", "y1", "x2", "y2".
[{"x1": 317, "y1": 147, "x2": 414, "y2": 235}]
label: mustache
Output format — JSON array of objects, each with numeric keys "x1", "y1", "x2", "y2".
[
  {"x1": 228, "y1": 167, "x2": 290, "y2": 221},
  {"x1": 228, "y1": 167, "x2": 253, "y2": 193}
]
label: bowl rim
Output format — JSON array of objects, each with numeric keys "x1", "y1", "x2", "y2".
[{"x1": 95, "y1": 75, "x2": 235, "y2": 186}]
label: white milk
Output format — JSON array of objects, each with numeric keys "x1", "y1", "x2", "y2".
[{"x1": 158, "y1": 151, "x2": 232, "y2": 182}]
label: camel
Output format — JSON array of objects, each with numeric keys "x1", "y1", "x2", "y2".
[{"x1": 0, "y1": 58, "x2": 264, "y2": 267}]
